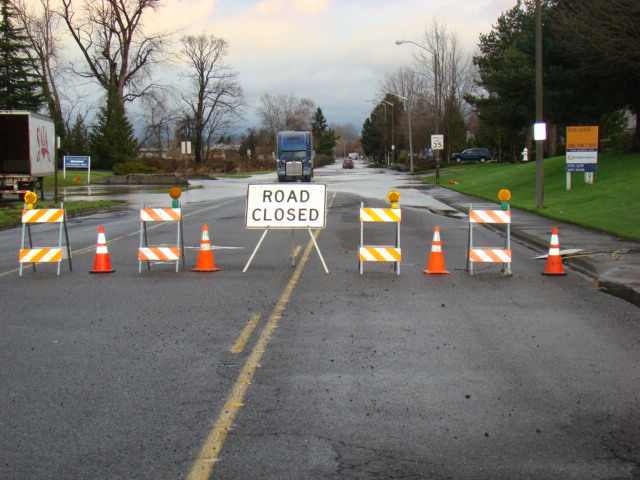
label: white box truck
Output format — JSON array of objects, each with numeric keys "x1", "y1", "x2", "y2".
[{"x1": 0, "y1": 110, "x2": 55, "y2": 198}]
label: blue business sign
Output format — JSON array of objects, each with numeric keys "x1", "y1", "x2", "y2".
[{"x1": 64, "y1": 156, "x2": 90, "y2": 168}]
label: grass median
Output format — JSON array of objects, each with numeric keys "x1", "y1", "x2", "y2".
[
  {"x1": 0, "y1": 171, "x2": 124, "y2": 230},
  {"x1": 420, "y1": 153, "x2": 640, "y2": 242}
]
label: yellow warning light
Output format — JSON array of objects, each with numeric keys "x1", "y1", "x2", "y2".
[
  {"x1": 169, "y1": 187, "x2": 182, "y2": 199},
  {"x1": 24, "y1": 191, "x2": 37, "y2": 209},
  {"x1": 387, "y1": 190, "x2": 401, "y2": 208},
  {"x1": 498, "y1": 189, "x2": 511, "y2": 202}
]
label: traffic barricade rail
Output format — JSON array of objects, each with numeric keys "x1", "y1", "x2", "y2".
[
  {"x1": 19, "y1": 206, "x2": 72, "y2": 275},
  {"x1": 466, "y1": 204, "x2": 512, "y2": 276},
  {"x1": 359, "y1": 204, "x2": 401, "y2": 275},
  {"x1": 138, "y1": 205, "x2": 185, "y2": 273}
]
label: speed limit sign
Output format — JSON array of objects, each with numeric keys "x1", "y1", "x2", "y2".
[{"x1": 431, "y1": 135, "x2": 444, "y2": 150}]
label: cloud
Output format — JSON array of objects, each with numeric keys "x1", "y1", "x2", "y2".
[
  {"x1": 27, "y1": 0, "x2": 518, "y2": 131},
  {"x1": 254, "y1": 0, "x2": 330, "y2": 15}
]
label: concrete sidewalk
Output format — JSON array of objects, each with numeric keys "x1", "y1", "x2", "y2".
[{"x1": 429, "y1": 186, "x2": 640, "y2": 308}]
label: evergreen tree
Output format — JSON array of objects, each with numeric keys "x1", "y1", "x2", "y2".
[
  {"x1": 0, "y1": 0, "x2": 43, "y2": 110},
  {"x1": 90, "y1": 91, "x2": 138, "y2": 169},
  {"x1": 63, "y1": 115, "x2": 90, "y2": 157},
  {"x1": 361, "y1": 111, "x2": 385, "y2": 162},
  {"x1": 311, "y1": 107, "x2": 338, "y2": 156}
]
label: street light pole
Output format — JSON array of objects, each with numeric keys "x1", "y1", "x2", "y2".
[
  {"x1": 382, "y1": 100, "x2": 395, "y2": 164},
  {"x1": 535, "y1": 0, "x2": 544, "y2": 208},
  {"x1": 396, "y1": 39, "x2": 440, "y2": 182},
  {"x1": 389, "y1": 92, "x2": 413, "y2": 173}
]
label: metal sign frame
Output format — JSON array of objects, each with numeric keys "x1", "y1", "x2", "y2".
[
  {"x1": 466, "y1": 204, "x2": 512, "y2": 276},
  {"x1": 359, "y1": 202, "x2": 402, "y2": 275},
  {"x1": 138, "y1": 204, "x2": 185, "y2": 273},
  {"x1": 19, "y1": 205, "x2": 72, "y2": 275},
  {"x1": 243, "y1": 184, "x2": 328, "y2": 273}
]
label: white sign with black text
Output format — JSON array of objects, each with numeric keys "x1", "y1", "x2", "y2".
[{"x1": 245, "y1": 184, "x2": 327, "y2": 229}]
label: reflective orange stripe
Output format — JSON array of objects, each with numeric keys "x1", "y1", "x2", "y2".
[
  {"x1": 360, "y1": 208, "x2": 401, "y2": 222},
  {"x1": 469, "y1": 210, "x2": 511, "y2": 224},
  {"x1": 138, "y1": 247, "x2": 181, "y2": 261},
  {"x1": 140, "y1": 208, "x2": 182, "y2": 222},
  {"x1": 19, "y1": 248, "x2": 62, "y2": 262},
  {"x1": 469, "y1": 249, "x2": 512, "y2": 263},
  {"x1": 359, "y1": 247, "x2": 401, "y2": 262},
  {"x1": 22, "y1": 209, "x2": 65, "y2": 223}
]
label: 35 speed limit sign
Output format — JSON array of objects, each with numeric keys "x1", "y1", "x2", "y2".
[{"x1": 431, "y1": 134, "x2": 444, "y2": 150}]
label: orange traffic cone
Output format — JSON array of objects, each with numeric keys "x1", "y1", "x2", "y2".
[
  {"x1": 191, "y1": 224, "x2": 220, "y2": 272},
  {"x1": 423, "y1": 226, "x2": 450, "y2": 274},
  {"x1": 90, "y1": 226, "x2": 115, "y2": 273},
  {"x1": 542, "y1": 227, "x2": 567, "y2": 276}
]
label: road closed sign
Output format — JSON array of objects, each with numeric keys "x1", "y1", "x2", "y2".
[{"x1": 245, "y1": 184, "x2": 327, "y2": 229}]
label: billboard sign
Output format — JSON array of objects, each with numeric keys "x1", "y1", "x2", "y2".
[{"x1": 566, "y1": 126, "x2": 598, "y2": 172}]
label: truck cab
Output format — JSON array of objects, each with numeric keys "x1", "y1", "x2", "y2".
[{"x1": 277, "y1": 131, "x2": 314, "y2": 182}]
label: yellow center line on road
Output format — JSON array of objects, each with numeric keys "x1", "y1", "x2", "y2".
[
  {"x1": 0, "y1": 199, "x2": 239, "y2": 277},
  {"x1": 186, "y1": 191, "x2": 337, "y2": 480},
  {"x1": 230, "y1": 313, "x2": 262, "y2": 354}
]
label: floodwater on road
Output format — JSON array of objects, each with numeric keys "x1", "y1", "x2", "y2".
[{"x1": 59, "y1": 160, "x2": 457, "y2": 212}]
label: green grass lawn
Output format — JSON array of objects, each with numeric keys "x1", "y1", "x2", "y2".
[
  {"x1": 421, "y1": 154, "x2": 640, "y2": 242},
  {"x1": 44, "y1": 170, "x2": 113, "y2": 188},
  {"x1": 0, "y1": 199, "x2": 124, "y2": 229}
]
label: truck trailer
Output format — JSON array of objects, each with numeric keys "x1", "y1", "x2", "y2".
[
  {"x1": 0, "y1": 110, "x2": 56, "y2": 198},
  {"x1": 276, "y1": 130, "x2": 314, "y2": 182}
]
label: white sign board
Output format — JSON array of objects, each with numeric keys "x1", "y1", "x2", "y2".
[
  {"x1": 431, "y1": 135, "x2": 444, "y2": 150},
  {"x1": 245, "y1": 184, "x2": 327, "y2": 229}
]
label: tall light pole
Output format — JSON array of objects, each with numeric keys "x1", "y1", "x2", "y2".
[
  {"x1": 535, "y1": 0, "x2": 544, "y2": 208},
  {"x1": 396, "y1": 39, "x2": 440, "y2": 182},
  {"x1": 389, "y1": 92, "x2": 413, "y2": 173},
  {"x1": 382, "y1": 99, "x2": 395, "y2": 164}
]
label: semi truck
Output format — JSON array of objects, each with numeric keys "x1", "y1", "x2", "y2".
[
  {"x1": 276, "y1": 130, "x2": 314, "y2": 182},
  {"x1": 0, "y1": 110, "x2": 56, "y2": 198}
]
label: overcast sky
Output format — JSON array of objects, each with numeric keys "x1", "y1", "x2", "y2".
[
  {"x1": 46, "y1": 0, "x2": 514, "y2": 134},
  {"x1": 147, "y1": 0, "x2": 517, "y2": 132}
]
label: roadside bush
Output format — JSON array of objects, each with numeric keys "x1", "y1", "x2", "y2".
[
  {"x1": 605, "y1": 132, "x2": 634, "y2": 154},
  {"x1": 113, "y1": 161, "x2": 162, "y2": 175},
  {"x1": 315, "y1": 154, "x2": 335, "y2": 168}
]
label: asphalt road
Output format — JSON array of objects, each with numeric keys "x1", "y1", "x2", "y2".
[{"x1": 1, "y1": 161, "x2": 639, "y2": 479}]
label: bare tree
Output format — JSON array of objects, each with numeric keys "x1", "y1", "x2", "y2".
[
  {"x1": 59, "y1": 0, "x2": 169, "y2": 107},
  {"x1": 257, "y1": 93, "x2": 315, "y2": 136},
  {"x1": 15, "y1": 0, "x2": 64, "y2": 134},
  {"x1": 379, "y1": 66, "x2": 428, "y2": 155},
  {"x1": 555, "y1": 0, "x2": 640, "y2": 73},
  {"x1": 180, "y1": 34, "x2": 245, "y2": 164},
  {"x1": 412, "y1": 19, "x2": 473, "y2": 159},
  {"x1": 138, "y1": 90, "x2": 178, "y2": 157}
]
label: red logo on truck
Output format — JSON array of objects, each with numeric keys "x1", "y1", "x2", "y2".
[{"x1": 36, "y1": 126, "x2": 51, "y2": 163}]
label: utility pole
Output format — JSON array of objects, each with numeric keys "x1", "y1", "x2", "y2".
[{"x1": 535, "y1": 0, "x2": 544, "y2": 208}]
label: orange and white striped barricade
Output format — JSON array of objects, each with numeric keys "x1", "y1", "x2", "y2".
[
  {"x1": 19, "y1": 205, "x2": 72, "y2": 275},
  {"x1": 467, "y1": 205, "x2": 512, "y2": 276},
  {"x1": 359, "y1": 203, "x2": 401, "y2": 275},
  {"x1": 138, "y1": 204, "x2": 185, "y2": 273}
]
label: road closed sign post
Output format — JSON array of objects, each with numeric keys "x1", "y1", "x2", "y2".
[{"x1": 244, "y1": 184, "x2": 328, "y2": 273}]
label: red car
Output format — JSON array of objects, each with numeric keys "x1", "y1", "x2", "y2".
[{"x1": 342, "y1": 159, "x2": 354, "y2": 169}]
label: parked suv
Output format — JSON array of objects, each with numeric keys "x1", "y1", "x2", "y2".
[{"x1": 451, "y1": 148, "x2": 492, "y2": 163}]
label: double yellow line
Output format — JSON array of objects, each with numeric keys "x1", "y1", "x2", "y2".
[
  {"x1": 187, "y1": 230, "x2": 320, "y2": 480},
  {"x1": 187, "y1": 191, "x2": 336, "y2": 480}
]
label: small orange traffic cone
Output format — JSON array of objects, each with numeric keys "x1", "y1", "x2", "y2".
[
  {"x1": 191, "y1": 224, "x2": 220, "y2": 272},
  {"x1": 423, "y1": 226, "x2": 450, "y2": 274},
  {"x1": 542, "y1": 227, "x2": 567, "y2": 276},
  {"x1": 90, "y1": 226, "x2": 115, "y2": 273}
]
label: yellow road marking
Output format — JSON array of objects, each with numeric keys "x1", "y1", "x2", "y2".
[
  {"x1": 186, "y1": 229, "x2": 322, "y2": 480},
  {"x1": 230, "y1": 313, "x2": 262, "y2": 354}
]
